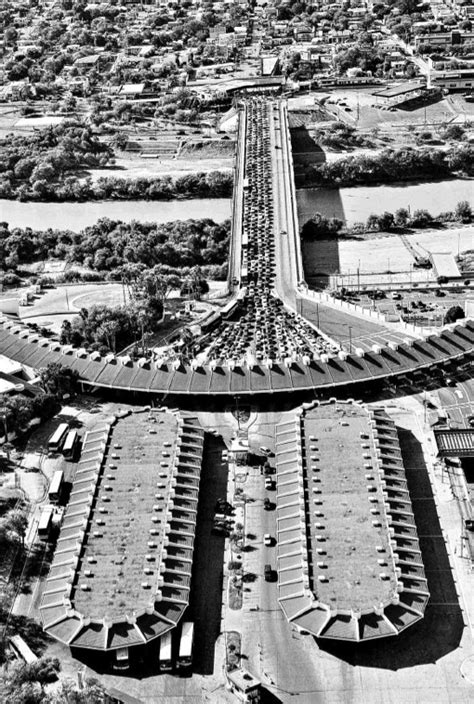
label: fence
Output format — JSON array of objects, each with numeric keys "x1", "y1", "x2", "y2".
[{"x1": 298, "y1": 286, "x2": 425, "y2": 338}]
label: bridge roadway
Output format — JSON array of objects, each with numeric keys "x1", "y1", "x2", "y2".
[{"x1": 0, "y1": 98, "x2": 473, "y2": 398}]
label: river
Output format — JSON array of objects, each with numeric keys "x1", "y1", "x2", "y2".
[
  {"x1": 0, "y1": 198, "x2": 232, "y2": 231},
  {"x1": 296, "y1": 179, "x2": 474, "y2": 227}
]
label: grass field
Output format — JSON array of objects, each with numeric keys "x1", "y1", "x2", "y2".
[{"x1": 304, "y1": 227, "x2": 473, "y2": 278}]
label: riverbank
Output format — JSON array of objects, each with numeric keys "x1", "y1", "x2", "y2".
[{"x1": 296, "y1": 178, "x2": 474, "y2": 227}]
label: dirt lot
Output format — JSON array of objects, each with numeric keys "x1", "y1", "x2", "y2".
[
  {"x1": 304, "y1": 226, "x2": 474, "y2": 282},
  {"x1": 86, "y1": 153, "x2": 234, "y2": 182},
  {"x1": 320, "y1": 87, "x2": 468, "y2": 130}
]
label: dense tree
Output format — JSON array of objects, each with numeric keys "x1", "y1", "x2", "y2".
[
  {"x1": 455, "y1": 200, "x2": 472, "y2": 223},
  {"x1": 301, "y1": 213, "x2": 343, "y2": 239},
  {"x1": 39, "y1": 363, "x2": 79, "y2": 397},
  {"x1": 444, "y1": 305, "x2": 465, "y2": 324}
]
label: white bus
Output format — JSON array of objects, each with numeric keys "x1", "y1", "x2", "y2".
[
  {"x1": 177, "y1": 622, "x2": 194, "y2": 671},
  {"x1": 48, "y1": 423, "x2": 69, "y2": 453},
  {"x1": 62, "y1": 429, "x2": 79, "y2": 460},
  {"x1": 9, "y1": 635, "x2": 38, "y2": 664},
  {"x1": 38, "y1": 506, "x2": 54, "y2": 540},
  {"x1": 159, "y1": 630, "x2": 173, "y2": 672},
  {"x1": 48, "y1": 470, "x2": 64, "y2": 503},
  {"x1": 113, "y1": 646, "x2": 129, "y2": 671}
]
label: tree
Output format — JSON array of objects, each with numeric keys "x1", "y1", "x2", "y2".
[
  {"x1": 6, "y1": 509, "x2": 28, "y2": 548},
  {"x1": 366, "y1": 213, "x2": 381, "y2": 231},
  {"x1": 301, "y1": 213, "x2": 343, "y2": 239},
  {"x1": 443, "y1": 124, "x2": 465, "y2": 141},
  {"x1": 395, "y1": 208, "x2": 410, "y2": 227},
  {"x1": 45, "y1": 677, "x2": 106, "y2": 704},
  {"x1": 39, "y1": 363, "x2": 78, "y2": 397},
  {"x1": 454, "y1": 200, "x2": 472, "y2": 223},
  {"x1": 444, "y1": 305, "x2": 465, "y2": 324},
  {"x1": 377, "y1": 211, "x2": 395, "y2": 231},
  {"x1": 411, "y1": 209, "x2": 432, "y2": 228}
]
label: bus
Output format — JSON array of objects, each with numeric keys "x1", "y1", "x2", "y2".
[
  {"x1": 62, "y1": 429, "x2": 79, "y2": 460},
  {"x1": 113, "y1": 646, "x2": 129, "y2": 671},
  {"x1": 48, "y1": 423, "x2": 69, "y2": 453},
  {"x1": 48, "y1": 470, "x2": 64, "y2": 503},
  {"x1": 9, "y1": 635, "x2": 38, "y2": 664},
  {"x1": 177, "y1": 622, "x2": 194, "y2": 672},
  {"x1": 38, "y1": 506, "x2": 54, "y2": 540},
  {"x1": 159, "y1": 630, "x2": 173, "y2": 672}
]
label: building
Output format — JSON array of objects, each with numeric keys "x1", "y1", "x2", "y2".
[
  {"x1": 274, "y1": 399, "x2": 429, "y2": 641},
  {"x1": 39, "y1": 408, "x2": 204, "y2": 663},
  {"x1": 372, "y1": 81, "x2": 431, "y2": 107},
  {"x1": 226, "y1": 668, "x2": 261, "y2": 703},
  {"x1": 431, "y1": 68, "x2": 474, "y2": 91}
]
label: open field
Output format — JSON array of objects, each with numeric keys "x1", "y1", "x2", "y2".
[
  {"x1": 86, "y1": 154, "x2": 234, "y2": 182},
  {"x1": 303, "y1": 227, "x2": 474, "y2": 279}
]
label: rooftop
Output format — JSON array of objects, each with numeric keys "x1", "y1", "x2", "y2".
[
  {"x1": 72, "y1": 411, "x2": 179, "y2": 620},
  {"x1": 275, "y1": 400, "x2": 429, "y2": 641},
  {"x1": 40, "y1": 409, "x2": 204, "y2": 650},
  {"x1": 301, "y1": 403, "x2": 397, "y2": 610}
]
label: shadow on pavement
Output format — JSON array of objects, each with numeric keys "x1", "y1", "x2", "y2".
[
  {"x1": 189, "y1": 432, "x2": 228, "y2": 675},
  {"x1": 318, "y1": 428, "x2": 464, "y2": 669}
]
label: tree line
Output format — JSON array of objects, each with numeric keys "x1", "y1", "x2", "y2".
[
  {"x1": 0, "y1": 121, "x2": 232, "y2": 201},
  {"x1": 0, "y1": 218, "x2": 230, "y2": 275},
  {"x1": 302, "y1": 200, "x2": 473, "y2": 238},
  {"x1": 0, "y1": 122, "x2": 113, "y2": 200},
  {"x1": 302, "y1": 144, "x2": 474, "y2": 187}
]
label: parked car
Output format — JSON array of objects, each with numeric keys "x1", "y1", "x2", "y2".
[
  {"x1": 264, "y1": 534, "x2": 272, "y2": 546},
  {"x1": 264, "y1": 564, "x2": 274, "y2": 581}
]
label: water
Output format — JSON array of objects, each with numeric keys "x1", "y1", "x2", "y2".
[
  {"x1": 296, "y1": 179, "x2": 474, "y2": 227},
  {"x1": 0, "y1": 198, "x2": 232, "y2": 231}
]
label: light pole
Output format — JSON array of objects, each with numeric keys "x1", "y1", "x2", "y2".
[{"x1": 0, "y1": 401, "x2": 9, "y2": 463}]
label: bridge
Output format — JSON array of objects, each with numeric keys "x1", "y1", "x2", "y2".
[{"x1": 0, "y1": 98, "x2": 473, "y2": 399}]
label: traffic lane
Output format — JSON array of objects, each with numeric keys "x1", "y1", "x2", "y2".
[
  {"x1": 299, "y1": 295, "x2": 399, "y2": 346},
  {"x1": 270, "y1": 107, "x2": 298, "y2": 309}
]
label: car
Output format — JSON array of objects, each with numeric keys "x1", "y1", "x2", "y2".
[
  {"x1": 264, "y1": 498, "x2": 273, "y2": 510},
  {"x1": 264, "y1": 534, "x2": 272, "y2": 546},
  {"x1": 391, "y1": 292, "x2": 402, "y2": 300},
  {"x1": 211, "y1": 526, "x2": 229, "y2": 536},
  {"x1": 259, "y1": 446, "x2": 272, "y2": 456},
  {"x1": 265, "y1": 477, "x2": 274, "y2": 489},
  {"x1": 264, "y1": 564, "x2": 273, "y2": 581}
]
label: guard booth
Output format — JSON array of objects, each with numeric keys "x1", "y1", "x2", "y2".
[{"x1": 226, "y1": 668, "x2": 261, "y2": 703}]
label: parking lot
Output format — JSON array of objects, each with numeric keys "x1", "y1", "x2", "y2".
[{"x1": 344, "y1": 287, "x2": 471, "y2": 327}]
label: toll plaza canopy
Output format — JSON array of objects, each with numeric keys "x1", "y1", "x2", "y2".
[
  {"x1": 274, "y1": 400, "x2": 429, "y2": 642},
  {"x1": 0, "y1": 314, "x2": 473, "y2": 398},
  {"x1": 40, "y1": 408, "x2": 204, "y2": 651},
  {"x1": 434, "y1": 428, "x2": 474, "y2": 458}
]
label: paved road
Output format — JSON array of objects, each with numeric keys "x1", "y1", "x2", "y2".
[{"x1": 264, "y1": 101, "x2": 422, "y2": 350}]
